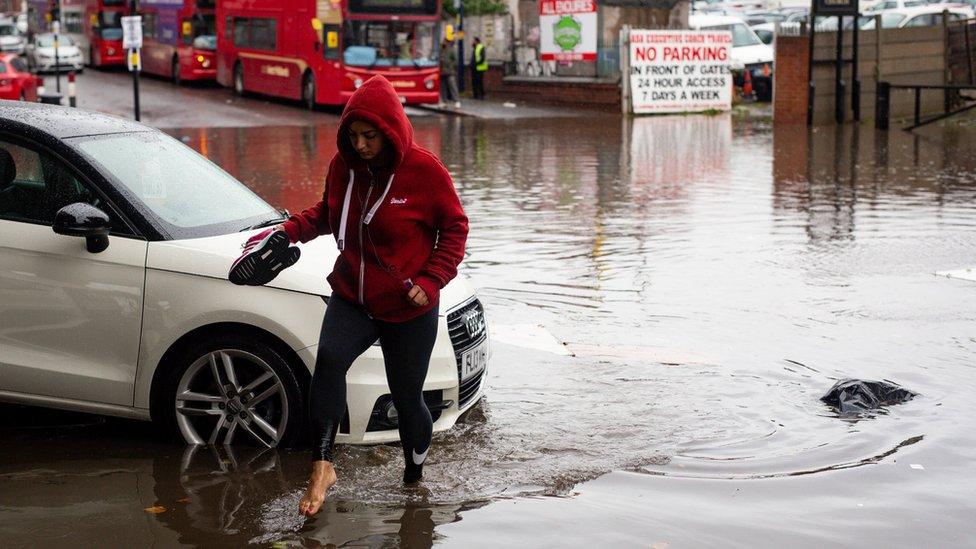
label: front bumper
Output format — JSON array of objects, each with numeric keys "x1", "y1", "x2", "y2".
[
  {"x1": 299, "y1": 297, "x2": 489, "y2": 445},
  {"x1": 36, "y1": 60, "x2": 84, "y2": 73}
]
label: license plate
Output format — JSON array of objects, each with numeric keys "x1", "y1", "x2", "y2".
[{"x1": 460, "y1": 340, "x2": 487, "y2": 380}]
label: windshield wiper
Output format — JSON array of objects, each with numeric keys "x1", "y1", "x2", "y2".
[{"x1": 241, "y1": 209, "x2": 289, "y2": 232}]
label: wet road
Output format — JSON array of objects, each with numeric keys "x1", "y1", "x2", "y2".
[{"x1": 3, "y1": 77, "x2": 976, "y2": 547}]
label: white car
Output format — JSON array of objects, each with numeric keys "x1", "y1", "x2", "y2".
[
  {"x1": 860, "y1": 5, "x2": 975, "y2": 28},
  {"x1": 26, "y1": 33, "x2": 84, "y2": 73},
  {"x1": 689, "y1": 14, "x2": 776, "y2": 100},
  {"x1": 0, "y1": 102, "x2": 489, "y2": 447},
  {"x1": 0, "y1": 22, "x2": 25, "y2": 55}
]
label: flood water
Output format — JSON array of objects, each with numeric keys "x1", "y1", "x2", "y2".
[{"x1": 2, "y1": 115, "x2": 976, "y2": 547}]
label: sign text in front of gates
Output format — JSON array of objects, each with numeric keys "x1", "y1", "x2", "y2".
[{"x1": 629, "y1": 30, "x2": 732, "y2": 114}]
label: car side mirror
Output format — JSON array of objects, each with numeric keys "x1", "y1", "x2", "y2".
[{"x1": 53, "y1": 202, "x2": 111, "y2": 253}]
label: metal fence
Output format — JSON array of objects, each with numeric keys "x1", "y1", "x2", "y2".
[{"x1": 597, "y1": 38, "x2": 621, "y2": 79}]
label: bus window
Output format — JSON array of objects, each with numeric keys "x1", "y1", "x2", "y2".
[
  {"x1": 142, "y1": 12, "x2": 157, "y2": 40},
  {"x1": 343, "y1": 21, "x2": 438, "y2": 67},
  {"x1": 183, "y1": 13, "x2": 215, "y2": 47},
  {"x1": 232, "y1": 17, "x2": 277, "y2": 51}
]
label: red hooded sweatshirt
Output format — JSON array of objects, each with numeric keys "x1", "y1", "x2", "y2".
[{"x1": 281, "y1": 76, "x2": 469, "y2": 322}]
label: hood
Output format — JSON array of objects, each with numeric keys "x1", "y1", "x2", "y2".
[
  {"x1": 0, "y1": 36, "x2": 23, "y2": 45},
  {"x1": 145, "y1": 228, "x2": 475, "y2": 310},
  {"x1": 731, "y1": 43, "x2": 773, "y2": 66},
  {"x1": 37, "y1": 45, "x2": 81, "y2": 56},
  {"x1": 337, "y1": 75, "x2": 414, "y2": 169}
]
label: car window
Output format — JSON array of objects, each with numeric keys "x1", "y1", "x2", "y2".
[
  {"x1": 881, "y1": 12, "x2": 907, "y2": 27},
  {"x1": 11, "y1": 57, "x2": 27, "y2": 72},
  {"x1": 904, "y1": 14, "x2": 932, "y2": 27},
  {"x1": 0, "y1": 61, "x2": 7, "y2": 73},
  {"x1": 0, "y1": 140, "x2": 105, "y2": 225},
  {"x1": 704, "y1": 23, "x2": 763, "y2": 47},
  {"x1": 71, "y1": 131, "x2": 279, "y2": 238}
]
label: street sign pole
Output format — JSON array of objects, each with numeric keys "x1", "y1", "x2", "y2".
[{"x1": 122, "y1": 9, "x2": 143, "y2": 121}]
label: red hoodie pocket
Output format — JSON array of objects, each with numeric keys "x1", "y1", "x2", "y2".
[{"x1": 363, "y1": 262, "x2": 413, "y2": 318}]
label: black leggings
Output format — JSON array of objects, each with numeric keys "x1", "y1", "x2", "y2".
[{"x1": 309, "y1": 294, "x2": 438, "y2": 467}]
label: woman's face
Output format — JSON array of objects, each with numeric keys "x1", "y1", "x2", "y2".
[{"x1": 348, "y1": 120, "x2": 386, "y2": 163}]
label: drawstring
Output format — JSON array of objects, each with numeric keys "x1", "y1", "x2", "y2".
[
  {"x1": 337, "y1": 170, "x2": 395, "y2": 251},
  {"x1": 337, "y1": 169, "x2": 355, "y2": 251},
  {"x1": 365, "y1": 173, "x2": 395, "y2": 225}
]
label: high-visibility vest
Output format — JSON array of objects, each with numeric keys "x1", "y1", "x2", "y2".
[{"x1": 474, "y1": 43, "x2": 488, "y2": 72}]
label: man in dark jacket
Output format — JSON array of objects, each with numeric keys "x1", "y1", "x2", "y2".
[{"x1": 439, "y1": 39, "x2": 459, "y2": 106}]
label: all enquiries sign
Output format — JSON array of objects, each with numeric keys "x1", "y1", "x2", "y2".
[
  {"x1": 628, "y1": 29, "x2": 733, "y2": 114},
  {"x1": 539, "y1": 0, "x2": 597, "y2": 62}
]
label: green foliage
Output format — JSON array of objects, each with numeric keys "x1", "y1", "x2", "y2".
[{"x1": 444, "y1": 0, "x2": 510, "y2": 17}]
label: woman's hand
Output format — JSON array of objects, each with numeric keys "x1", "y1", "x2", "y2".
[{"x1": 407, "y1": 285, "x2": 428, "y2": 307}]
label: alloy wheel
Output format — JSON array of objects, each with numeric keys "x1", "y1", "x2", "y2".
[{"x1": 174, "y1": 349, "x2": 289, "y2": 447}]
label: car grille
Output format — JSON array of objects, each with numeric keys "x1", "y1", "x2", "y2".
[{"x1": 447, "y1": 298, "x2": 487, "y2": 408}]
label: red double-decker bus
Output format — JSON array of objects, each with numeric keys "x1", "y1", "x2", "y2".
[
  {"x1": 215, "y1": 0, "x2": 441, "y2": 108},
  {"x1": 59, "y1": 0, "x2": 127, "y2": 67},
  {"x1": 139, "y1": 0, "x2": 217, "y2": 83}
]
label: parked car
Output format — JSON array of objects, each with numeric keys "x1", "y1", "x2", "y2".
[
  {"x1": 0, "y1": 54, "x2": 40, "y2": 101},
  {"x1": 689, "y1": 14, "x2": 775, "y2": 100},
  {"x1": 865, "y1": 0, "x2": 927, "y2": 11},
  {"x1": 0, "y1": 22, "x2": 25, "y2": 55},
  {"x1": 25, "y1": 33, "x2": 84, "y2": 73},
  {"x1": 861, "y1": 5, "x2": 974, "y2": 27},
  {"x1": 0, "y1": 102, "x2": 490, "y2": 447}
]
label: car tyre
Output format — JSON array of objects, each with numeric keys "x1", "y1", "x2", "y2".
[
  {"x1": 302, "y1": 71, "x2": 316, "y2": 110},
  {"x1": 157, "y1": 333, "x2": 306, "y2": 448},
  {"x1": 233, "y1": 62, "x2": 245, "y2": 96}
]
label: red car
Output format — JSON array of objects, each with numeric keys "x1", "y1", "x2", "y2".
[{"x1": 0, "y1": 54, "x2": 40, "y2": 102}]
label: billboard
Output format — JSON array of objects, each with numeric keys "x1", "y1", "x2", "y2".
[
  {"x1": 629, "y1": 29, "x2": 732, "y2": 114},
  {"x1": 539, "y1": 0, "x2": 597, "y2": 62}
]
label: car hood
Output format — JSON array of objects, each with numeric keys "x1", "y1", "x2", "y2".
[
  {"x1": 146, "y1": 230, "x2": 474, "y2": 308},
  {"x1": 0, "y1": 36, "x2": 23, "y2": 45},
  {"x1": 36, "y1": 45, "x2": 80, "y2": 56},
  {"x1": 732, "y1": 43, "x2": 774, "y2": 66}
]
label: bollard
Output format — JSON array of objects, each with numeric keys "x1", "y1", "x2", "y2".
[
  {"x1": 875, "y1": 81, "x2": 890, "y2": 131},
  {"x1": 67, "y1": 71, "x2": 77, "y2": 107}
]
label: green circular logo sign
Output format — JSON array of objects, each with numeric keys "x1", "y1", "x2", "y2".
[{"x1": 553, "y1": 15, "x2": 582, "y2": 52}]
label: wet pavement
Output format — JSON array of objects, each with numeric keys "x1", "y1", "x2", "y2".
[{"x1": 3, "y1": 73, "x2": 976, "y2": 547}]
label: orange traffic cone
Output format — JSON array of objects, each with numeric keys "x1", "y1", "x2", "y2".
[{"x1": 742, "y1": 69, "x2": 754, "y2": 100}]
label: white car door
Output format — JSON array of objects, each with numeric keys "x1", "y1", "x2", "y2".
[{"x1": 0, "y1": 138, "x2": 146, "y2": 406}]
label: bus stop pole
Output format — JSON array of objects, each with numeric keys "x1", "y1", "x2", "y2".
[{"x1": 133, "y1": 51, "x2": 140, "y2": 121}]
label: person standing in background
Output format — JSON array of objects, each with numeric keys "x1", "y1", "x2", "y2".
[
  {"x1": 440, "y1": 39, "x2": 460, "y2": 108},
  {"x1": 471, "y1": 37, "x2": 487, "y2": 100}
]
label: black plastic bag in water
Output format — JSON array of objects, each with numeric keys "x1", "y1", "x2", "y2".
[{"x1": 821, "y1": 379, "x2": 917, "y2": 414}]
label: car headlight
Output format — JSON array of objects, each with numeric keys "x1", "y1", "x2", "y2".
[{"x1": 424, "y1": 79, "x2": 435, "y2": 90}]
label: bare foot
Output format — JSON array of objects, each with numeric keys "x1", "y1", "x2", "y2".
[{"x1": 298, "y1": 460, "x2": 337, "y2": 516}]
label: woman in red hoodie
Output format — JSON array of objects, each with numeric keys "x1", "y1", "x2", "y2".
[{"x1": 276, "y1": 76, "x2": 468, "y2": 515}]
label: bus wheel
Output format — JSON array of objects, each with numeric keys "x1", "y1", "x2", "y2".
[
  {"x1": 233, "y1": 62, "x2": 245, "y2": 96},
  {"x1": 302, "y1": 72, "x2": 315, "y2": 110},
  {"x1": 172, "y1": 57, "x2": 181, "y2": 86}
]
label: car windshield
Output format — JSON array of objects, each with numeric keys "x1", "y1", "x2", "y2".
[
  {"x1": 0, "y1": 25, "x2": 17, "y2": 37},
  {"x1": 70, "y1": 132, "x2": 281, "y2": 239},
  {"x1": 36, "y1": 34, "x2": 74, "y2": 48},
  {"x1": 343, "y1": 21, "x2": 439, "y2": 68}
]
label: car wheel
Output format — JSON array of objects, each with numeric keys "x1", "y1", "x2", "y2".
[
  {"x1": 302, "y1": 72, "x2": 315, "y2": 110},
  {"x1": 233, "y1": 62, "x2": 244, "y2": 96},
  {"x1": 171, "y1": 56, "x2": 181, "y2": 86},
  {"x1": 160, "y1": 333, "x2": 305, "y2": 447}
]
